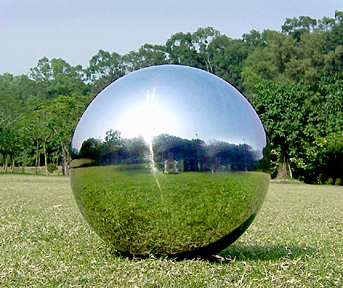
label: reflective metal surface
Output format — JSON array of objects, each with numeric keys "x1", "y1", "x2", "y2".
[{"x1": 70, "y1": 65, "x2": 270, "y2": 257}]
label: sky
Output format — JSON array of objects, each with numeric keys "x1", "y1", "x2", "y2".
[{"x1": 0, "y1": 0, "x2": 342, "y2": 76}]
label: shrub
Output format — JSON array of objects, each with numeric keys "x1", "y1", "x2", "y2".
[{"x1": 47, "y1": 164, "x2": 58, "y2": 174}]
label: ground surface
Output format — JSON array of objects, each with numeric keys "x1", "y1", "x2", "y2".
[{"x1": 0, "y1": 173, "x2": 342, "y2": 287}]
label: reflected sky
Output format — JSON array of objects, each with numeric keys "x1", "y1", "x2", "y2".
[{"x1": 72, "y1": 65, "x2": 267, "y2": 157}]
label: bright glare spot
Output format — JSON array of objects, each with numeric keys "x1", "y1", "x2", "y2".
[{"x1": 119, "y1": 90, "x2": 175, "y2": 141}]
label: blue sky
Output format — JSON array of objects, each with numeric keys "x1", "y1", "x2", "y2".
[{"x1": 0, "y1": 0, "x2": 342, "y2": 75}]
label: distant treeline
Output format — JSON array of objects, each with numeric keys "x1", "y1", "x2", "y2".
[
  {"x1": 73, "y1": 130, "x2": 269, "y2": 173},
  {"x1": 0, "y1": 11, "x2": 342, "y2": 183}
]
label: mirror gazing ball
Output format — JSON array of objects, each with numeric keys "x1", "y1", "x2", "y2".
[{"x1": 70, "y1": 65, "x2": 270, "y2": 257}]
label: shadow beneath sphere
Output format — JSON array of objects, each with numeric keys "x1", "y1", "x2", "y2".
[
  {"x1": 109, "y1": 243, "x2": 316, "y2": 263},
  {"x1": 219, "y1": 244, "x2": 316, "y2": 262},
  {"x1": 107, "y1": 213, "x2": 315, "y2": 263},
  {"x1": 109, "y1": 214, "x2": 257, "y2": 261}
]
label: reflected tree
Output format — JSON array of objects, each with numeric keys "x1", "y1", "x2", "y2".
[{"x1": 76, "y1": 131, "x2": 265, "y2": 173}]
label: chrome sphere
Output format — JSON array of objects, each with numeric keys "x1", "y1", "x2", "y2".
[{"x1": 70, "y1": 65, "x2": 270, "y2": 257}]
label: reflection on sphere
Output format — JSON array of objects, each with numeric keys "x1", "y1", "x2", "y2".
[{"x1": 70, "y1": 65, "x2": 270, "y2": 257}]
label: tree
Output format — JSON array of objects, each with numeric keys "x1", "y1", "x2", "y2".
[
  {"x1": 49, "y1": 58, "x2": 89, "y2": 96},
  {"x1": 319, "y1": 133, "x2": 343, "y2": 184},
  {"x1": 318, "y1": 71, "x2": 343, "y2": 133},
  {"x1": 30, "y1": 57, "x2": 89, "y2": 100},
  {"x1": 165, "y1": 31, "x2": 203, "y2": 67},
  {"x1": 252, "y1": 80, "x2": 320, "y2": 179},
  {"x1": 100, "y1": 129, "x2": 125, "y2": 165},
  {"x1": 242, "y1": 30, "x2": 293, "y2": 94},
  {"x1": 86, "y1": 50, "x2": 124, "y2": 94},
  {"x1": 242, "y1": 30, "x2": 264, "y2": 48},
  {"x1": 125, "y1": 136, "x2": 149, "y2": 163},
  {"x1": 282, "y1": 16, "x2": 318, "y2": 41},
  {"x1": 241, "y1": 12, "x2": 343, "y2": 95},
  {"x1": 0, "y1": 73, "x2": 33, "y2": 171},
  {"x1": 287, "y1": 32, "x2": 326, "y2": 84},
  {"x1": 191, "y1": 27, "x2": 221, "y2": 72},
  {"x1": 28, "y1": 106, "x2": 53, "y2": 175},
  {"x1": 324, "y1": 45, "x2": 343, "y2": 74},
  {"x1": 123, "y1": 44, "x2": 168, "y2": 72},
  {"x1": 46, "y1": 95, "x2": 91, "y2": 175},
  {"x1": 79, "y1": 138, "x2": 102, "y2": 160},
  {"x1": 326, "y1": 10, "x2": 343, "y2": 49}
]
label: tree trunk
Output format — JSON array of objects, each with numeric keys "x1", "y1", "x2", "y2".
[
  {"x1": 64, "y1": 155, "x2": 69, "y2": 176},
  {"x1": 1, "y1": 151, "x2": 5, "y2": 171},
  {"x1": 43, "y1": 141, "x2": 48, "y2": 176},
  {"x1": 61, "y1": 151, "x2": 65, "y2": 176},
  {"x1": 3, "y1": 153, "x2": 8, "y2": 172},
  {"x1": 63, "y1": 147, "x2": 70, "y2": 176},
  {"x1": 21, "y1": 151, "x2": 27, "y2": 173},
  {"x1": 35, "y1": 141, "x2": 39, "y2": 175},
  {"x1": 21, "y1": 161, "x2": 25, "y2": 173},
  {"x1": 10, "y1": 154, "x2": 15, "y2": 172},
  {"x1": 205, "y1": 55, "x2": 213, "y2": 73},
  {"x1": 276, "y1": 153, "x2": 292, "y2": 179},
  {"x1": 54, "y1": 152, "x2": 58, "y2": 166}
]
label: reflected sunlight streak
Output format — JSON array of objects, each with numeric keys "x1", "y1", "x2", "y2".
[{"x1": 119, "y1": 89, "x2": 175, "y2": 141}]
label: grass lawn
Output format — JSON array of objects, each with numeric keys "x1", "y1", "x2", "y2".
[{"x1": 0, "y1": 173, "x2": 342, "y2": 287}]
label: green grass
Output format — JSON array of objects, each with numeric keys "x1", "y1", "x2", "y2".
[
  {"x1": 1, "y1": 173, "x2": 342, "y2": 287},
  {"x1": 71, "y1": 166, "x2": 269, "y2": 256}
]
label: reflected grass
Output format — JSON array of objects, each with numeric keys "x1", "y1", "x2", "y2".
[{"x1": 70, "y1": 165, "x2": 269, "y2": 256}]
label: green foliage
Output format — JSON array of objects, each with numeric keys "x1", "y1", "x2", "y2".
[
  {"x1": 29, "y1": 57, "x2": 89, "y2": 99},
  {"x1": 318, "y1": 133, "x2": 343, "y2": 184},
  {"x1": 47, "y1": 163, "x2": 58, "y2": 173},
  {"x1": 252, "y1": 80, "x2": 319, "y2": 178},
  {"x1": 318, "y1": 71, "x2": 343, "y2": 132},
  {"x1": 252, "y1": 71, "x2": 343, "y2": 182},
  {"x1": 242, "y1": 29, "x2": 331, "y2": 94},
  {"x1": 282, "y1": 16, "x2": 318, "y2": 39},
  {"x1": 123, "y1": 44, "x2": 168, "y2": 73},
  {"x1": 86, "y1": 50, "x2": 125, "y2": 94}
]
